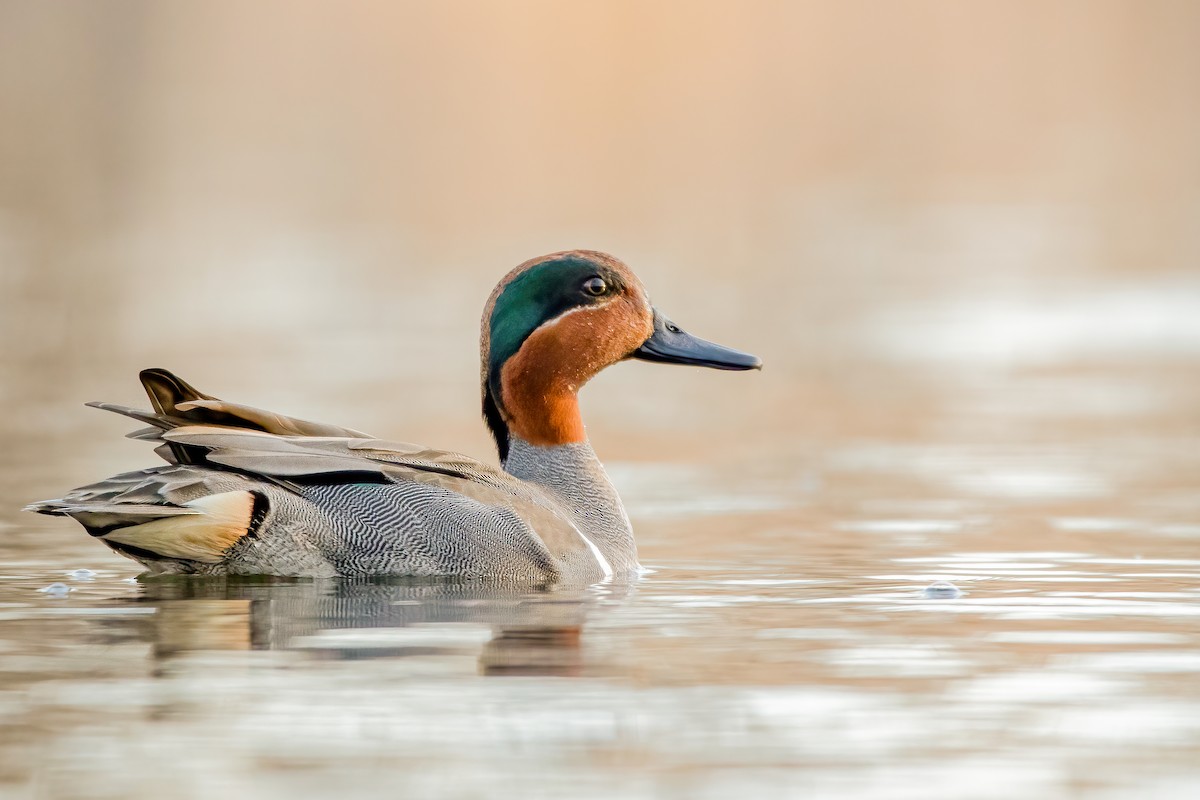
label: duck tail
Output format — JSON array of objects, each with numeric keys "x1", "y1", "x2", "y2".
[
  {"x1": 85, "y1": 369, "x2": 372, "y2": 468},
  {"x1": 139, "y1": 368, "x2": 219, "y2": 415},
  {"x1": 25, "y1": 489, "x2": 266, "y2": 566}
]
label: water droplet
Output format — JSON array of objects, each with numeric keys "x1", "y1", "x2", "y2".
[
  {"x1": 66, "y1": 569, "x2": 97, "y2": 581},
  {"x1": 922, "y1": 580, "x2": 963, "y2": 599},
  {"x1": 38, "y1": 583, "x2": 73, "y2": 597}
]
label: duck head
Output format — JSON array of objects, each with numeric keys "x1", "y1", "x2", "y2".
[{"x1": 481, "y1": 250, "x2": 761, "y2": 461}]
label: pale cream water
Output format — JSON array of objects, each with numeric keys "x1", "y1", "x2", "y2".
[{"x1": 3, "y1": 269, "x2": 1198, "y2": 797}]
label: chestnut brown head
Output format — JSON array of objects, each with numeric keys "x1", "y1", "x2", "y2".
[{"x1": 481, "y1": 250, "x2": 760, "y2": 460}]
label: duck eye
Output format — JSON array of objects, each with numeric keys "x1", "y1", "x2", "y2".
[{"x1": 583, "y1": 277, "x2": 607, "y2": 296}]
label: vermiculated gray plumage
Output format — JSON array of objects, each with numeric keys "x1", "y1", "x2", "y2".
[
  {"x1": 26, "y1": 370, "x2": 631, "y2": 583},
  {"x1": 503, "y1": 439, "x2": 638, "y2": 576}
]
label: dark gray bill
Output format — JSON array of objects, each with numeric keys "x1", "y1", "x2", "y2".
[{"x1": 631, "y1": 310, "x2": 762, "y2": 370}]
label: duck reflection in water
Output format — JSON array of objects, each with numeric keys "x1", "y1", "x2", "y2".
[{"x1": 132, "y1": 576, "x2": 626, "y2": 678}]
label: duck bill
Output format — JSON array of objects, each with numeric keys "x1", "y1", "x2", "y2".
[{"x1": 631, "y1": 310, "x2": 762, "y2": 370}]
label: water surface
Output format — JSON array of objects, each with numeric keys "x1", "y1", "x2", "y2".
[{"x1": 3, "y1": 336, "x2": 1199, "y2": 798}]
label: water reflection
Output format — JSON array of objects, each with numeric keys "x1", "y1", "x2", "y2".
[
  {"x1": 3, "y1": 534, "x2": 1200, "y2": 798},
  {"x1": 133, "y1": 577, "x2": 618, "y2": 676}
]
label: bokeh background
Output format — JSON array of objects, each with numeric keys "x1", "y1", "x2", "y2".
[
  {"x1": 0, "y1": 0, "x2": 1196, "y2": 551},
  {"x1": 2, "y1": 0, "x2": 1198, "y2": 474}
]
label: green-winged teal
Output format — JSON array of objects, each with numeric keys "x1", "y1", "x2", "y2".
[{"x1": 27, "y1": 251, "x2": 761, "y2": 582}]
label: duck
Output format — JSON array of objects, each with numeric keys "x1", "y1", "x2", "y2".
[{"x1": 26, "y1": 251, "x2": 761, "y2": 583}]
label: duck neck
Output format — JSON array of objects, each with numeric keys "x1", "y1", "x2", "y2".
[
  {"x1": 503, "y1": 436, "x2": 640, "y2": 578},
  {"x1": 498, "y1": 362, "x2": 587, "y2": 448}
]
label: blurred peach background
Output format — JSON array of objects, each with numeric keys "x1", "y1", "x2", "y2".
[{"x1": 1, "y1": 0, "x2": 1198, "y2": 478}]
